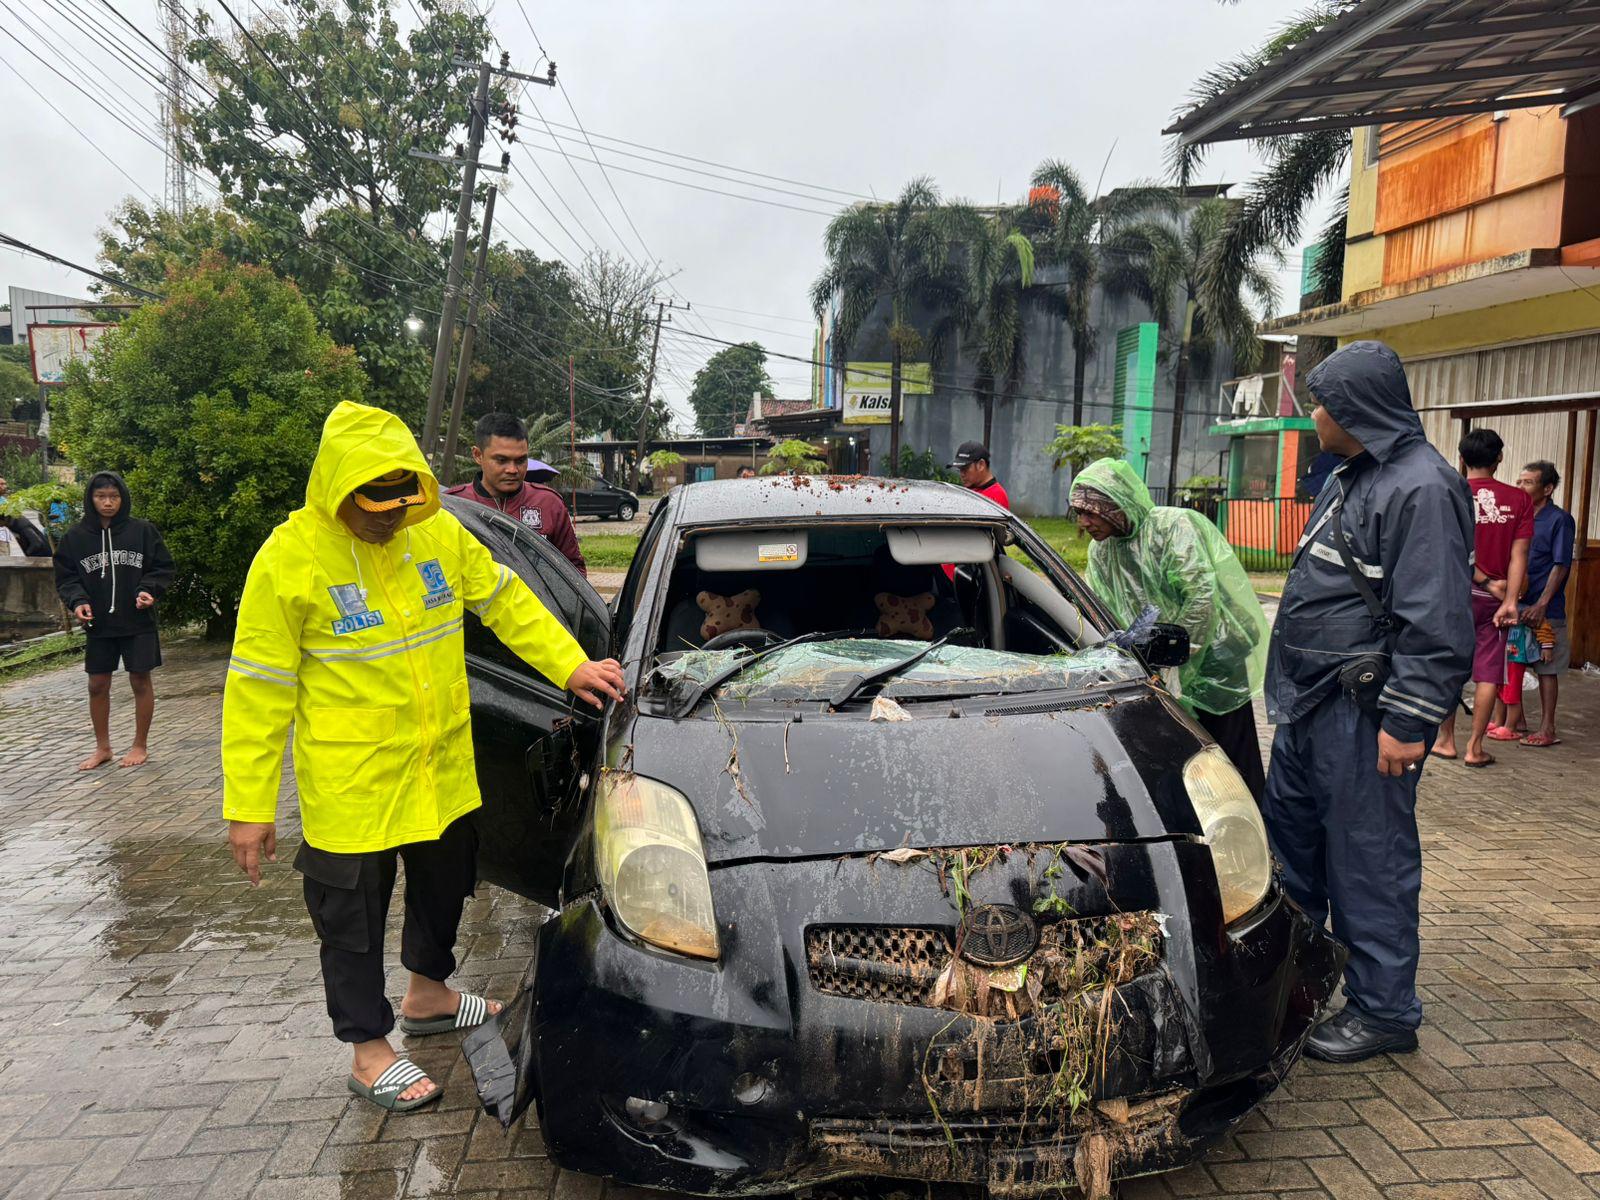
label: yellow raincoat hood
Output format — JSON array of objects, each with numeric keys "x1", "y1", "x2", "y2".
[
  {"x1": 305, "y1": 399, "x2": 440, "y2": 530},
  {"x1": 222, "y1": 401, "x2": 588, "y2": 852}
]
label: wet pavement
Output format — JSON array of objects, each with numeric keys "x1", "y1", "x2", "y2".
[{"x1": 3, "y1": 640, "x2": 1600, "y2": 1198}]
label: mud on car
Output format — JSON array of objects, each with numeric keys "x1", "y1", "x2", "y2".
[{"x1": 445, "y1": 478, "x2": 1343, "y2": 1199}]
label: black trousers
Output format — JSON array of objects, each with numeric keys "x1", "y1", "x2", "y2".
[
  {"x1": 1196, "y1": 701, "x2": 1267, "y2": 803},
  {"x1": 295, "y1": 815, "x2": 478, "y2": 1044}
]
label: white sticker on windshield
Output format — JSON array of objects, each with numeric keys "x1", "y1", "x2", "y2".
[{"x1": 758, "y1": 542, "x2": 799, "y2": 563}]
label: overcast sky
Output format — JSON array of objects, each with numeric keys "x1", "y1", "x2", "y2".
[{"x1": 0, "y1": 0, "x2": 1329, "y2": 427}]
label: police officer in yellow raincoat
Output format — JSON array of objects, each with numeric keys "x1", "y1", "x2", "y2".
[{"x1": 222, "y1": 401, "x2": 625, "y2": 1112}]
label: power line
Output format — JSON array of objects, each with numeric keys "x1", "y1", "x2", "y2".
[
  {"x1": 0, "y1": 46, "x2": 158, "y2": 203},
  {"x1": 0, "y1": 231, "x2": 166, "y2": 299},
  {"x1": 514, "y1": 139, "x2": 835, "y2": 216},
  {"x1": 513, "y1": 124, "x2": 862, "y2": 207},
  {"x1": 520, "y1": 115, "x2": 876, "y2": 202}
]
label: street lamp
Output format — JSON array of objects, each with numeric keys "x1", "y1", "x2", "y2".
[{"x1": 404, "y1": 315, "x2": 424, "y2": 336}]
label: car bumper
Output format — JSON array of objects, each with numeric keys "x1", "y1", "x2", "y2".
[{"x1": 468, "y1": 843, "x2": 1343, "y2": 1197}]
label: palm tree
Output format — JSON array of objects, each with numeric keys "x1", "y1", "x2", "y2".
[
  {"x1": 1028, "y1": 162, "x2": 1178, "y2": 424},
  {"x1": 946, "y1": 206, "x2": 1056, "y2": 447},
  {"x1": 810, "y1": 178, "x2": 964, "y2": 466},
  {"x1": 1168, "y1": 2, "x2": 1359, "y2": 329},
  {"x1": 1100, "y1": 198, "x2": 1279, "y2": 495}
]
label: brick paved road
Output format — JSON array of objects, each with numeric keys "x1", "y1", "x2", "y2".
[{"x1": 3, "y1": 641, "x2": 1600, "y2": 1199}]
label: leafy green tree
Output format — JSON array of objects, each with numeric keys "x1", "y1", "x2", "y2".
[
  {"x1": 180, "y1": 0, "x2": 501, "y2": 424},
  {"x1": 1100, "y1": 199, "x2": 1278, "y2": 494},
  {"x1": 1, "y1": 343, "x2": 35, "y2": 413},
  {"x1": 466, "y1": 249, "x2": 583, "y2": 427},
  {"x1": 1047, "y1": 423, "x2": 1125, "y2": 477},
  {"x1": 811, "y1": 178, "x2": 965, "y2": 464},
  {"x1": 58, "y1": 258, "x2": 366, "y2": 636},
  {"x1": 760, "y1": 439, "x2": 826, "y2": 476},
  {"x1": 946, "y1": 206, "x2": 1056, "y2": 447},
  {"x1": 1026, "y1": 164, "x2": 1178, "y2": 423},
  {"x1": 893, "y1": 447, "x2": 955, "y2": 483},
  {"x1": 688, "y1": 342, "x2": 773, "y2": 435}
]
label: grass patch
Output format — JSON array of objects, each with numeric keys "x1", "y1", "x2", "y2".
[
  {"x1": 581, "y1": 534, "x2": 641, "y2": 572},
  {"x1": 0, "y1": 630, "x2": 84, "y2": 682},
  {"x1": 1015, "y1": 516, "x2": 1089, "y2": 574}
]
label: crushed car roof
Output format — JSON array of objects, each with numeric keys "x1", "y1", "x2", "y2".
[{"x1": 670, "y1": 476, "x2": 1009, "y2": 525}]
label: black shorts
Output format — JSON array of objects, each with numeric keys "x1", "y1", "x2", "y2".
[{"x1": 84, "y1": 632, "x2": 162, "y2": 675}]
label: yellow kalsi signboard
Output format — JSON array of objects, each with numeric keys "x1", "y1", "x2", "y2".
[{"x1": 842, "y1": 362, "x2": 932, "y2": 424}]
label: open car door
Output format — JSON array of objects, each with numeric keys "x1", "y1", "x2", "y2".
[{"x1": 444, "y1": 496, "x2": 611, "y2": 906}]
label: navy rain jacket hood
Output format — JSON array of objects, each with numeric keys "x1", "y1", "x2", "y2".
[{"x1": 1266, "y1": 341, "x2": 1474, "y2": 741}]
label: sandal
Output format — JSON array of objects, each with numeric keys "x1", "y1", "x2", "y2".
[
  {"x1": 1485, "y1": 726, "x2": 1522, "y2": 742},
  {"x1": 1463, "y1": 754, "x2": 1496, "y2": 769},
  {"x1": 399, "y1": 991, "x2": 495, "y2": 1036},
  {"x1": 1520, "y1": 732, "x2": 1561, "y2": 748},
  {"x1": 347, "y1": 1058, "x2": 441, "y2": 1111}
]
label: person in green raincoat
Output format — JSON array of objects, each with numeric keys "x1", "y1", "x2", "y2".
[{"x1": 1070, "y1": 458, "x2": 1271, "y2": 799}]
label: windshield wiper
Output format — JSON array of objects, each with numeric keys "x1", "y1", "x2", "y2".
[
  {"x1": 668, "y1": 628, "x2": 866, "y2": 719},
  {"x1": 827, "y1": 634, "x2": 952, "y2": 709}
]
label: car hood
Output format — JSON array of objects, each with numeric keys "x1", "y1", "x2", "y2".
[{"x1": 619, "y1": 687, "x2": 1208, "y2": 863}]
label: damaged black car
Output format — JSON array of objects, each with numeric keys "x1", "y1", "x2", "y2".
[{"x1": 445, "y1": 477, "x2": 1343, "y2": 1199}]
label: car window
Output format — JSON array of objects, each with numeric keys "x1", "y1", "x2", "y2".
[{"x1": 450, "y1": 504, "x2": 610, "y2": 675}]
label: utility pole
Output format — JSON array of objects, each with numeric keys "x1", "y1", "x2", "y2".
[
  {"x1": 633, "y1": 298, "x2": 689, "y2": 490},
  {"x1": 438, "y1": 185, "x2": 497, "y2": 486},
  {"x1": 418, "y1": 54, "x2": 553, "y2": 460}
]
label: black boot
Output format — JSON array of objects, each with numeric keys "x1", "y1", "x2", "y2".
[{"x1": 1305, "y1": 1009, "x2": 1418, "y2": 1063}]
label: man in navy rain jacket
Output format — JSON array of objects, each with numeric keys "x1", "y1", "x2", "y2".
[{"x1": 1263, "y1": 341, "x2": 1473, "y2": 1063}]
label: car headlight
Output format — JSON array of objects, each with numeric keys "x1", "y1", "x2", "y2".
[
  {"x1": 595, "y1": 772, "x2": 720, "y2": 960},
  {"x1": 1183, "y1": 745, "x2": 1272, "y2": 925}
]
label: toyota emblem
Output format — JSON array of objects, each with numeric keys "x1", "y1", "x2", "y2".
[{"x1": 957, "y1": 903, "x2": 1039, "y2": 967}]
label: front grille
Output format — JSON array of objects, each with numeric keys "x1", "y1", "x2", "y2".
[
  {"x1": 805, "y1": 924, "x2": 953, "y2": 1004},
  {"x1": 805, "y1": 913, "x2": 1163, "y2": 1011}
]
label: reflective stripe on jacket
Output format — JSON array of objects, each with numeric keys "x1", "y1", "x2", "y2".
[{"x1": 221, "y1": 401, "x2": 588, "y2": 853}]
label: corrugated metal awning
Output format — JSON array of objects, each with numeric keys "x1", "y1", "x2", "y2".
[{"x1": 1165, "y1": 0, "x2": 1600, "y2": 146}]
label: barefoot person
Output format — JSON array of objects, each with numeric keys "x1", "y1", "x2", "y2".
[
  {"x1": 222, "y1": 402, "x2": 626, "y2": 1113},
  {"x1": 52, "y1": 472, "x2": 174, "y2": 770}
]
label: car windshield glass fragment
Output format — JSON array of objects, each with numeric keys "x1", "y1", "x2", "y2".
[{"x1": 653, "y1": 639, "x2": 1143, "y2": 706}]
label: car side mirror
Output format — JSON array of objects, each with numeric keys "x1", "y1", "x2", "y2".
[{"x1": 1132, "y1": 622, "x2": 1190, "y2": 667}]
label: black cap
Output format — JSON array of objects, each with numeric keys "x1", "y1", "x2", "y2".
[{"x1": 948, "y1": 441, "x2": 990, "y2": 469}]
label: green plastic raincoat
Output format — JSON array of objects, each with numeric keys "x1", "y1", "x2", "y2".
[{"x1": 1074, "y1": 458, "x2": 1269, "y2": 716}]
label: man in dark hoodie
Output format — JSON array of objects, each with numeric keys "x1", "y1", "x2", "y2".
[
  {"x1": 53, "y1": 472, "x2": 175, "y2": 770},
  {"x1": 1262, "y1": 341, "x2": 1473, "y2": 1063}
]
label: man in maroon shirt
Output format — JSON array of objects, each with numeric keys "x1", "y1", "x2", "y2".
[
  {"x1": 948, "y1": 442, "x2": 1010, "y2": 509},
  {"x1": 1435, "y1": 428, "x2": 1529, "y2": 767},
  {"x1": 445, "y1": 413, "x2": 587, "y2": 576}
]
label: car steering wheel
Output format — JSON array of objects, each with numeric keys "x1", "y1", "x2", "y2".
[{"x1": 700, "y1": 628, "x2": 783, "y2": 652}]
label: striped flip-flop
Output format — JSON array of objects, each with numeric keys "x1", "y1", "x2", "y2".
[
  {"x1": 347, "y1": 1058, "x2": 441, "y2": 1111},
  {"x1": 399, "y1": 991, "x2": 495, "y2": 1036}
]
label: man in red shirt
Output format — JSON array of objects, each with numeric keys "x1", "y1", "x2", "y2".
[
  {"x1": 1434, "y1": 428, "x2": 1530, "y2": 767},
  {"x1": 949, "y1": 442, "x2": 1009, "y2": 509},
  {"x1": 445, "y1": 413, "x2": 586, "y2": 576}
]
